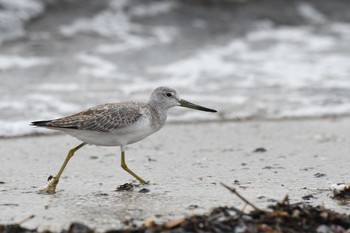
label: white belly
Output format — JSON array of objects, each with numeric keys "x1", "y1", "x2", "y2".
[{"x1": 60, "y1": 116, "x2": 158, "y2": 146}]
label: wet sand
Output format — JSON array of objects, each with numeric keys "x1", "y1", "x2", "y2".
[{"x1": 0, "y1": 118, "x2": 349, "y2": 231}]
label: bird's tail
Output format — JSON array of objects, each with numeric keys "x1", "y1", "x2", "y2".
[{"x1": 31, "y1": 120, "x2": 52, "y2": 127}]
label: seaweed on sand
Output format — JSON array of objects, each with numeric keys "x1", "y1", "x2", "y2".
[{"x1": 1, "y1": 184, "x2": 350, "y2": 233}]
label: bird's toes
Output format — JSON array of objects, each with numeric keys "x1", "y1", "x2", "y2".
[{"x1": 37, "y1": 177, "x2": 59, "y2": 194}]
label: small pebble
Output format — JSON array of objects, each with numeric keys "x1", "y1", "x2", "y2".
[
  {"x1": 139, "y1": 188, "x2": 150, "y2": 193},
  {"x1": 187, "y1": 204, "x2": 199, "y2": 210},
  {"x1": 253, "y1": 147, "x2": 267, "y2": 153},
  {"x1": 302, "y1": 194, "x2": 316, "y2": 200},
  {"x1": 314, "y1": 173, "x2": 326, "y2": 178},
  {"x1": 68, "y1": 222, "x2": 91, "y2": 233}
]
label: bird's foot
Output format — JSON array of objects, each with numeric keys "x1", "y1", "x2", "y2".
[{"x1": 38, "y1": 175, "x2": 59, "y2": 194}]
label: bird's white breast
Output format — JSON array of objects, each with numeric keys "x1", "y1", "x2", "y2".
[{"x1": 60, "y1": 113, "x2": 158, "y2": 146}]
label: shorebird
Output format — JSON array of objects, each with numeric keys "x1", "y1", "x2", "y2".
[{"x1": 31, "y1": 87, "x2": 217, "y2": 193}]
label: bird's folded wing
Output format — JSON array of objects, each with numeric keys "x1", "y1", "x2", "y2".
[{"x1": 47, "y1": 103, "x2": 143, "y2": 132}]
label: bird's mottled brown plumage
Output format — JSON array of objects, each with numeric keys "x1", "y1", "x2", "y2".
[{"x1": 32, "y1": 102, "x2": 145, "y2": 132}]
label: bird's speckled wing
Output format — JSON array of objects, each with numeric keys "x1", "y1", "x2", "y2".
[{"x1": 44, "y1": 102, "x2": 145, "y2": 132}]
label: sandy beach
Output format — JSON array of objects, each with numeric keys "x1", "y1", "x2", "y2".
[
  {"x1": 0, "y1": 0, "x2": 349, "y2": 231},
  {"x1": 0, "y1": 118, "x2": 349, "y2": 231}
]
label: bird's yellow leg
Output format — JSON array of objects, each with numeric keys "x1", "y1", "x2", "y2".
[
  {"x1": 40, "y1": 142, "x2": 86, "y2": 194},
  {"x1": 120, "y1": 147, "x2": 146, "y2": 184}
]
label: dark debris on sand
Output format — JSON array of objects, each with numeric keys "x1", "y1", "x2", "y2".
[
  {"x1": 2, "y1": 185, "x2": 350, "y2": 233},
  {"x1": 115, "y1": 183, "x2": 134, "y2": 192},
  {"x1": 0, "y1": 224, "x2": 37, "y2": 233},
  {"x1": 2, "y1": 199, "x2": 350, "y2": 233}
]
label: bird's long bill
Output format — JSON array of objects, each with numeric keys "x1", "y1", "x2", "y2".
[{"x1": 179, "y1": 99, "x2": 217, "y2": 113}]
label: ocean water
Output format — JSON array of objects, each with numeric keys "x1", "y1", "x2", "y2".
[{"x1": 0, "y1": 0, "x2": 350, "y2": 137}]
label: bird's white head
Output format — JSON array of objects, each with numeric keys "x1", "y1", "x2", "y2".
[
  {"x1": 149, "y1": 86, "x2": 217, "y2": 113},
  {"x1": 149, "y1": 87, "x2": 180, "y2": 111}
]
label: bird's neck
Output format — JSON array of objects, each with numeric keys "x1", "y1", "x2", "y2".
[{"x1": 147, "y1": 101, "x2": 168, "y2": 129}]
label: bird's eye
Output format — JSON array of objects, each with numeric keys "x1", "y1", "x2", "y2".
[{"x1": 166, "y1": 93, "x2": 172, "y2": 97}]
